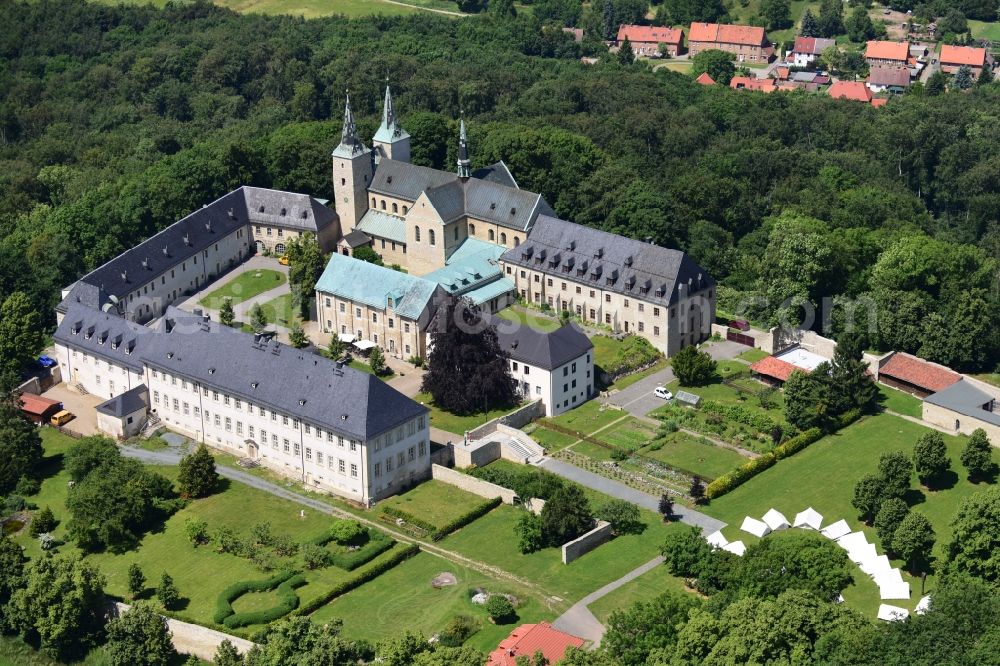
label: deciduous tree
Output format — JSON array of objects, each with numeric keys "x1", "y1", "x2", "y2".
[
  {"x1": 691, "y1": 49, "x2": 736, "y2": 85},
  {"x1": 0, "y1": 291, "x2": 45, "y2": 377},
  {"x1": 368, "y1": 346, "x2": 386, "y2": 375},
  {"x1": 960, "y1": 428, "x2": 994, "y2": 480},
  {"x1": 852, "y1": 472, "x2": 886, "y2": 523},
  {"x1": 893, "y1": 511, "x2": 935, "y2": 573},
  {"x1": 0, "y1": 398, "x2": 43, "y2": 495},
  {"x1": 874, "y1": 497, "x2": 909, "y2": 554},
  {"x1": 878, "y1": 450, "x2": 913, "y2": 499},
  {"x1": 105, "y1": 602, "x2": 176, "y2": 666},
  {"x1": 912, "y1": 432, "x2": 950, "y2": 485},
  {"x1": 177, "y1": 444, "x2": 219, "y2": 499},
  {"x1": 540, "y1": 484, "x2": 595, "y2": 546},
  {"x1": 946, "y1": 486, "x2": 1000, "y2": 583},
  {"x1": 0, "y1": 535, "x2": 26, "y2": 632}
]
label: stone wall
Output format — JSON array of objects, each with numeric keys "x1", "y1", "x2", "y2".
[
  {"x1": 466, "y1": 400, "x2": 544, "y2": 440},
  {"x1": 431, "y1": 464, "x2": 518, "y2": 504},
  {"x1": 525, "y1": 497, "x2": 546, "y2": 515},
  {"x1": 453, "y1": 439, "x2": 500, "y2": 468},
  {"x1": 561, "y1": 520, "x2": 614, "y2": 564},
  {"x1": 922, "y1": 402, "x2": 1000, "y2": 445},
  {"x1": 112, "y1": 602, "x2": 254, "y2": 661}
]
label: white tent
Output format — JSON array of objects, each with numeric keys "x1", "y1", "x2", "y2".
[
  {"x1": 836, "y1": 531, "x2": 869, "y2": 553},
  {"x1": 741, "y1": 516, "x2": 771, "y2": 538},
  {"x1": 915, "y1": 595, "x2": 931, "y2": 615},
  {"x1": 874, "y1": 568, "x2": 904, "y2": 587},
  {"x1": 879, "y1": 580, "x2": 911, "y2": 600},
  {"x1": 877, "y1": 604, "x2": 909, "y2": 622},
  {"x1": 848, "y1": 542, "x2": 878, "y2": 564},
  {"x1": 353, "y1": 339, "x2": 376, "y2": 350},
  {"x1": 705, "y1": 530, "x2": 729, "y2": 549},
  {"x1": 860, "y1": 554, "x2": 892, "y2": 578},
  {"x1": 337, "y1": 333, "x2": 355, "y2": 343},
  {"x1": 820, "y1": 519, "x2": 851, "y2": 540},
  {"x1": 834, "y1": 593, "x2": 845, "y2": 604},
  {"x1": 793, "y1": 507, "x2": 824, "y2": 530},
  {"x1": 722, "y1": 540, "x2": 746, "y2": 556},
  {"x1": 762, "y1": 508, "x2": 790, "y2": 532}
]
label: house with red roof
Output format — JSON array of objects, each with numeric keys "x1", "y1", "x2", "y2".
[
  {"x1": 865, "y1": 40, "x2": 909, "y2": 67},
  {"x1": 828, "y1": 80, "x2": 873, "y2": 103},
  {"x1": 790, "y1": 36, "x2": 836, "y2": 68},
  {"x1": 617, "y1": 25, "x2": 685, "y2": 57},
  {"x1": 688, "y1": 22, "x2": 773, "y2": 63},
  {"x1": 487, "y1": 622, "x2": 585, "y2": 666},
  {"x1": 695, "y1": 71, "x2": 716, "y2": 85},
  {"x1": 730, "y1": 76, "x2": 777, "y2": 92},
  {"x1": 19, "y1": 393, "x2": 62, "y2": 425},
  {"x1": 877, "y1": 351, "x2": 961, "y2": 398},
  {"x1": 939, "y1": 44, "x2": 995, "y2": 77},
  {"x1": 750, "y1": 346, "x2": 830, "y2": 386}
]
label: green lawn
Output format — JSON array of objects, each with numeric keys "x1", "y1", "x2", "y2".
[
  {"x1": 970, "y1": 372, "x2": 1000, "y2": 389},
  {"x1": 496, "y1": 305, "x2": 563, "y2": 332},
  {"x1": 309, "y1": 551, "x2": 552, "y2": 652},
  {"x1": 611, "y1": 359, "x2": 670, "y2": 391},
  {"x1": 737, "y1": 348, "x2": 769, "y2": 363},
  {"x1": 198, "y1": 269, "x2": 285, "y2": 309},
  {"x1": 348, "y1": 358, "x2": 395, "y2": 380},
  {"x1": 595, "y1": 417, "x2": 657, "y2": 451},
  {"x1": 378, "y1": 480, "x2": 485, "y2": 528},
  {"x1": 969, "y1": 19, "x2": 1000, "y2": 40},
  {"x1": 414, "y1": 392, "x2": 522, "y2": 435},
  {"x1": 641, "y1": 431, "x2": 746, "y2": 480},
  {"x1": 878, "y1": 383, "x2": 923, "y2": 419},
  {"x1": 726, "y1": 0, "x2": 822, "y2": 44},
  {"x1": 523, "y1": 425, "x2": 579, "y2": 452},
  {"x1": 586, "y1": 560, "x2": 691, "y2": 624},
  {"x1": 544, "y1": 400, "x2": 626, "y2": 436},
  {"x1": 703, "y1": 413, "x2": 999, "y2": 616},
  {"x1": 442, "y1": 504, "x2": 683, "y2": 604},
  {"x1": 260, "y1": 293, "x2": 295, "y2": 326}
]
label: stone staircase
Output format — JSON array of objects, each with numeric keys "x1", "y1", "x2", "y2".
[
  {"x1": 500, "y1": 431, "x2": 545, "y2": 465},
  {"x1": 74, "y1": 383, "x2": 89, "y2": 396}
]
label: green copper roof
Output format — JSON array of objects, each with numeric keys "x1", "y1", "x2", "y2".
[
  {"x1": 316, "y1": 253, "x2": 438, "y2": 320},
  {"x1": 356, "y1": 209, "x2": 406, "y2": 244}
]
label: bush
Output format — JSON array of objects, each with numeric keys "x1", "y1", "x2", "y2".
[
  {"x1": 485, "y1": 595, "x2": 516, "y2": 623},
  {"x1": 600, "y1": 335, "x2": 661, "y2": 377},
  {"x1": 329, "y1": 532, "x2": 395, "y2": 571},
  {"x1": 15, "y1": 476, "x2": 40, "y2": 496},
  {"x1": 772, "y1": 428, "x2": 824, "y2": 460},
  {"x1": 295, "y1": 543, "x2": 420, "y2": 616},
  {"x1": 610, "y1": 447, "x2": 630, "y2": 461},
  {"x1": 223, "y1": 574, "x2": 306, "y2": 628},
  {"x1": 213, "y1": 570, "x2": 299, "y2": 626},
  {"x1": 379, "y1": 506, "x2": 437, "y2": 534},
  {"x1": 29, "y1": 506, "x2": 56, "y2": 537},
  {"x1": 431, "y1": 497, "x2": 502, "y2": 541},
  {"x1": 595, "y1": 499, "x2": 642, "y2": 535},
  {"x1": 408, "y1": 356, "x2": 426, "y2": 368},
  {"x1": 329, "y1": 519, "x2": 367, "y2": 544},
  {"x1": 300, "y1": 543, "x2": 330, "y2": 570},
  {"x1": 706, "y1": 452, "x2": 777, "y2": 499},
  {"x1": 438, "y1": 615, "x2": 480, "y2": 647}
]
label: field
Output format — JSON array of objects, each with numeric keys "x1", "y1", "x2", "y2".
[
  {"x1": 702, "y1": 413, "x2": 999, "y2": 616},
  {"x1": 877, "y1": 383, "x2": 923, "y2": 419},
  {"x1": 378, "y1": 480, "x2": 484, "y2": 527},
  {"x1": 198, "y1": 269, "x2": 285, "y2": 309},
  {"x1": 413, "y1": 392, "x2": 523, "y2": 435},
  {"x1": 89, "y1": 0, "x2": 459, "y2": 18},
  {"x1": 523, "y1": 424, "x2": 579, "y2": 452},
  {"x1": 640, "y1": 431, "x2": 746, "y2": 480},
  {"x1": 969, "y1": 19, "x2": 1000, "y2": 40}
]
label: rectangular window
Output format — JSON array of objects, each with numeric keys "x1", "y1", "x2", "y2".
[
  {"x1": 234, "y1": 398, "x2": 241, "y2": 409},
  {"x1": 272, "y1": 434, "x2": 278, "y2": 449},
  {"x1": 654, "y1": 307, "x2": 660, "y2": 316},
  {"x1": 408, "y1": 446, "x2": 415, "y2": 462},
  {"x1": 339, "y1": 460, "x2": 346, "y2": 473},
  {"x1": 638, "y1": 303, "x2": 644, "y2": 312},
  {"x1": 339, "y1": 302, "x2": 345, "y2": 313},
  {"x1": 350, "y1": 442, "x2": 357, "y2": 452},
  {"x1": 249, "y1": 425, "x2": 254, "y2": 438},
  {"x1": 305, "y1": 424, "x2": 311, "y2": 435},
  {"x1": 350, "y1": 464, "x2": 358, "y2": 478},
  {"x1": 172, "y1": 398, "x2": 179, "y2": 412},
  {"x1": 214, "y1": 414, "x2": 221, "y2": 427},
  {"x1": 397, "y1": 452, "x2": 405, "y2": 467},
  {"x1": 283, "y1": 439, "x2": 290, "y2": 452},
  {"x1": 317, "y1": 451, "x2": 323, "y2": 463},
  {"x1": 404, "y1": 322, "x2": 411, "y2": 333},
  {"x1": 224, "y1": 395, "x2": 230, "y2": 406},
  {"x1": 294, "y1": 442, "x2": 300, "y2": 455},
  {"x1": 563, "y1": 366, "x2": 568, "y2": 376},
  {"x1": 418, "y1": 441, "x2": 426, "y2": 456},
  {"x1": 386, "y1": 457, "x2": 393, "y2": 471},
  {"x1": 225, "y1": 417, "x2": 232, "y2": 432},
  {"x1": 194, "y1": 406, "x2": 200, "y2": 417},
  {"x1": 638, "y1": 322, "x2": 645, "y2": 332},
  {"x1": 153, "y1": 390, "x2": 160, "y2": 404},
  {"x1": 282, "y1": 416, "x2": 289, "y2": 426},
  {"x1": 305, "y1": 447, "x2": 312, "y2": 460},
  {"x1": 236, "y1": 421, "x2": 243, "y2": 435},
  {"x1": 654, "y1": 326, "x2": 660, "y2": 336},
  {"x1": 374, "y1": 462, "x2": 381, "y2": 477}
]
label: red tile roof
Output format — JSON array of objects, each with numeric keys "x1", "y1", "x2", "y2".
[
  {"x1": 730, "y1": 76, "x2": 777, "y2": 92},
  {"x1": 870, "y1": 97, "x2": 888, "y2": 108},
  {"x1": 689, "y1": 22, "x2": 767, "y2": 46},
  {"x1": 695, "y1": 72, "x2": 716, "y2": 85},
  {"x1": 19, "y1": 393, "x2": 61, "y2": 416},
  {"x1": 775, "y1": 66, "x2": 790, "y2": 80},
  {"x1": 879, "y1": 352, "x2": 961, "y2": 393},
  {"x1": 792, "y1": 36, "x2": 835, "y2": 55},
  {"x1": 940, "y1": 44, "x2": 987, "y2": 67},
  {"x1": 828, "y1": 80, "x2": 872, "y2": 102},
  {"x1": 488, "y1": 623, "x2": 585, "y2": 666},
  {"x1": 750, "y1": 356, "x2": 801, "y2": 382},
  {"x1": 865, "y1": 40, "x2": 909, "y2": 62},
  {"x1": 617, "y1": 24, "x2": 683, "y2": 45}
]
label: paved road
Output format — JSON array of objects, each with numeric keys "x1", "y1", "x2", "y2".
[
  {"x1": 552, "y1": 556, "x2": 665, "y2": 645},
  {"x1": 539, "y1": 457, "x2": 724, "y2": 533}
]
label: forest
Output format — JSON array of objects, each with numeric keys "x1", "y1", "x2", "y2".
[{"x1": 0, "y1": 0, "x2": 998, "y2": 372}]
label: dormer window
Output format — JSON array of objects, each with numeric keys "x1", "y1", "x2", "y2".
[
  {"x1": 205, "y1": 221, "x2": 212, "y2": 232},
  {"x1": 280, "y1": 208, "x2": 286, "y2": 216},
  {"x1": 624, "y1": 255, "x2": 633, "y2": 267},
  {"x1": 259, "y1": 205, "x2": 265, "y2": 213},
  {"x1": 228, "y1": 208, "x2": 236, "y2": 219},
  {"x1": 85, "y1": 326, "x2": 94, "y2": 339},
  {"x1": 301, "y1": 210, "x2": 308, "y2": 219},
  {"x1": 655, "y1": 285, "x2": 666, "y2": 297},
  {"x1": 594, "y1": 247, "x2": 603, "y2": 259},
  {"x1": 183, "y1": 234, "x2": 191, "y2": 246}
]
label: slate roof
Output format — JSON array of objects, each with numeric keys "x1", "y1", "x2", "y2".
[
  {"x1": 341, "y1": 230, "x2": 372, "y2": 248},
  {"x1": 96, "y1": 384, "x2": 148, "y2": 417},
  {"x1": 879, "y1": 352, "x2": 961, "y2": 393},
  {"x1": 494, "y1": 323, "x2": 593, "y2": 371},
  {"x1": 146, "y1": 308, "x2": 427, "y2": 440},
  {"x1": 356, "y1": 209, "x2": 406, "y2": 243},
  {"x1": 925, "y1": 380, "x2": 1000, "y2": 427},
  {"x1": 54, "y1": 304, "x2": 156, "y2": 372},
  {"x1": 501, "y1": 216, "x2": 714, "y2": 307},
  {"x1": 315, "y1": 253, "x2": 440, "y2": 321},
  {"x1": 243, "y1": 187, "x2": 338, "y2": 233},
  {"x1": 473, "y1": 162, "x2": 518, "y2": 189},
  {"x1": 369, "y1": 160, "x2": 457, "y2": 201}
]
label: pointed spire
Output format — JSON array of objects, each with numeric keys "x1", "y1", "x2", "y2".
[
  {"x1": 336, "y1": 90, "x2": 366, "y2": 157},
  {"x1": 457, "y1": 113, "x2": 471, "y2": 179},
  {"x1": 380, "y1": 79, "x2": 401, "y2": 139}
]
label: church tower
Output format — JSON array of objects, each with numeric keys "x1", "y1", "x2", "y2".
[
  {"x1": 456, "y1": 116, "x2": 471, "y2": 180},
  {"x1": 332, "y1": 92, "x2": 373, "y2": 230},
  {"x1": 372, "y1": 82, "x2": 410, "y2": 164}
]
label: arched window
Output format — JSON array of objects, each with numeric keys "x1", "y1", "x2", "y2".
[
  {"x1": 488, "y1": 229, "x2": 495, "y2": 241},
  {"x1": 453, "y1": 226, "x2": 459, "y2": 241},
  {"x1": 500, "y1": 232, "x2": 507, "y2": 245},
  {"x1": 469, "y1": 224, "x2": 476, "y2": 236},
  {"x1": 380, "y1": 200, "x2": 386, "y2": 210},
  {"x1": 402, "y1": 206, "x2": 408, "y2": 215},
  {"x1": 371, "y1": 198, "x2": 376, "y2": 207},
  {"x1": 429, "y1": 229, "x2": 436, "y2": 246},
  {"x1": 514, "y1": 237, "x2": 520, "y2": 247},
  {"x1": 392, "y1": 203, "x2": 398, "y2": 214},
  {"x1": 415, "y1": 227, "x2": 421, "y2": 242},
  {"x1": 275, "y1": 243, "x2": 285, "y2": 254}
]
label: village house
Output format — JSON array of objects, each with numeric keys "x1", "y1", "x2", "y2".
[
  {"x1": 828, "y1": 80, "x2": 873, "y2": 103},
  {"x1": 876, "y1": 351, "x2": 960, "y2": 398},
  {"x1": 616, "y1": 24, "x2": 685, "y2": 57},
  {"x1": 790, "y1": 36, "x2": 835, "y2": 68},
  {"x1": 688, "y1": 22, "x2": 773, "y2": 63},
  {"x1": 865, "y1": 40, "x2": 909, "y2": 67},
  {"x1": 488, "y1": 623, "x2": 585, "y2": 666},
  {"x1": 867, "y1": 66, "x2": 911, "y2": 93},
  {"x1": 730, "y1": 76, "x2": 777, "y2": 92},
  {"x1": 939, "y1": 44, "x2": 995, "y2": 77}
]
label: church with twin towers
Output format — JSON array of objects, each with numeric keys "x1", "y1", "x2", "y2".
[{"x1": 319, "y1": 84, "x2": 716, "y2": 359}]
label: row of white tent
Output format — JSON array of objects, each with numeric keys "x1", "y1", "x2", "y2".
[{"x1": 704, "y1": 507, "x2": 931, "y2": 621}]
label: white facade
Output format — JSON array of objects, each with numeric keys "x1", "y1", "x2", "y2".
[
  {"x1": 56, "y1": 341, "x2": 146, "y2": 400},
  {"x1": 793, "y1": 52, "x2": 817, "y2": 68},
  {"x1": 509, "y1": 349, "x2": 593, "y2": 417}
]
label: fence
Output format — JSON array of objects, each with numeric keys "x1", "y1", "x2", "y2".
[{"x1": 726, "y1": 330, "x2": 755, "y2": 347}]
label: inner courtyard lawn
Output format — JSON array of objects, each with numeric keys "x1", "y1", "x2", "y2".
[
  {"x1": 378, "y1": 480, "x2": 485, "y2": 528},
  {"x1": 308, "y1": 551, "x2": 553, "y2": 652},
  {"x1": 523, "y1": 424, "x2": 579, "y2": 452},
  {"x1": 877, "y1": 383, "x2": 923, "y2": 419},
  {"x1": 197, "y1": 268, "x2": 285, "y2": 309},
  {"x1": 640, "y1": 431, "x2": 746, "y2": 480},
  {"x1": 495, "y1": 305, "x2": 562, "y2": 332},
  {"x1": 414, "y1": 392, "x2": 522, "y2": 435}
]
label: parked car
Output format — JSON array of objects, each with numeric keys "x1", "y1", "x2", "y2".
[
  {"x1": 278, "y1": 256, "x2": 290, "y2": 266},
  {"x1": 730, "y1": 318, "x2": 751, "y2": 331},
  {"x1": 50, "y1": 410, "x2": 75, "y2": 426},
  {"x1": 653, "y1": 386, "x2": 673, "y2": 400},
  {"x1": 37, "y1": 355, "x2": 57, "y2": 368}
]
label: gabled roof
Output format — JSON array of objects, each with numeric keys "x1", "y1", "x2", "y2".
[
  {"x1": 867, "y1": 66, "x2": 910, "y2": 87},
  {"x1": 828, "y1": 80, "x2": 872, "y2": 102},
  {"x1": 487, "y1": 622, "x2": 585, "y2": 666},
  {"x1": 356, "y1": 209, "x2": 406, "y2": 244},
  {"x1": 689, "y1": 22, "x2": 767, "y2": 46},
  {"x1": 695, "y1": 72, "x2": 716, "y2": 85},
  {"x1": 924, "y1": 380, "x2": 1000, "y2": 427},
  {"x1": 939, "y1": 44, "x2": 987, "y2": 67},
  {"x1": 243, "y1": 187, "x2": 338, "y2": 233},
  {"x1": 494, "y1": 322, "x2": 593, "y2": 371},
  {"x1": 792, "y1": 36, "x2": 835, "y2": 55},
  {"x1": 501, "y1": 215, "x2": 713, "y2": 307},
  {"x1": 369, "y1": 159, "x2": 457, "y2": 201},
  {"x1": 473, "y1": 161, "x2": 518, "y2": 189},
  {"x1": 341, "y1": 230, "x2": 371, "y2": 248},
  {"x1": 870, "y1": 97, "x2": 889, "y2": 108},
  {"x1": 54, "y1": 303, "x2": 154, "y2": 372},
  {"x1": 19, "y1": 393, "x2": 61, "y2": 417},
  {"x1": 750, "y1": 356, "x2": 800, "y2": 382},
  {"x1": 315, "y1": 253, "x2": 440, "y2": 321},
  {"x1": 96, "y1": 384, "x2": 148, "y2": 417},
  {"x1": 730, "y1": 76, "x2": 777, "y2": 92},
  {"x1": 879, "y1": 352, "x2": 961, "y2": 393},
  {"x1": 865, "y1": 40, "x2": 909, "y2": 61},
  {"x1": 617, "y1": 24, "x2": 683, "y2": 45}
]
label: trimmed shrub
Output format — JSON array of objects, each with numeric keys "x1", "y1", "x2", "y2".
[
  {"x1": 296, "y1": 543, "x2": 420, "y2": 616},
  {"x1": 222, "y1": 574, "x2": 306, "y2": 628},
  {"x1": 379, "y1": 507, "x2": 436, "y2": 534},
  {"x1": 213, "y1": 570, "x2": 298, "y2": 625},
  {"x1": 773, "y1": 428, "x2": 824, "y2": 460},
  {"x1": 431, "y1": 497, "x2": 502, "y2": 541},
  {"x1": 329, "y1": 532, "x2": 395, "y2": 570},
  {"x1": 485, "y1": 595, "x2": 516, "y2": 623},
  {"x1": 706, "y1": 452, "x2": 777, "y2": 499}
]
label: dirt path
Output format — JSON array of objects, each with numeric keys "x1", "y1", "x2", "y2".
[{"x1": 381, "y1": 0, "x2": 467, "y2": 16}]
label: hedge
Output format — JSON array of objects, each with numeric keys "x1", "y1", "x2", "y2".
[
  {"x1": 431, "y1": 496, "x2": 502, "y2": 541},
  {"x1": 379, "y1": 506, "x2": 436, "y2": 534},
  {"x1": 772, "y1": 427, "x2": 824, "y2": 461},
  {"x1": 329, "y1": 531, "x2": 395, "y2": 571},
  {"x1": 296, "y1": 543, "x2": 421, "y2": 616},
  {"x1": 701, "y1": 401, "x2": 778, "y2": 434},
  {"x1": 214, "y1": 570, "x2": 301, "y2": 626}
]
